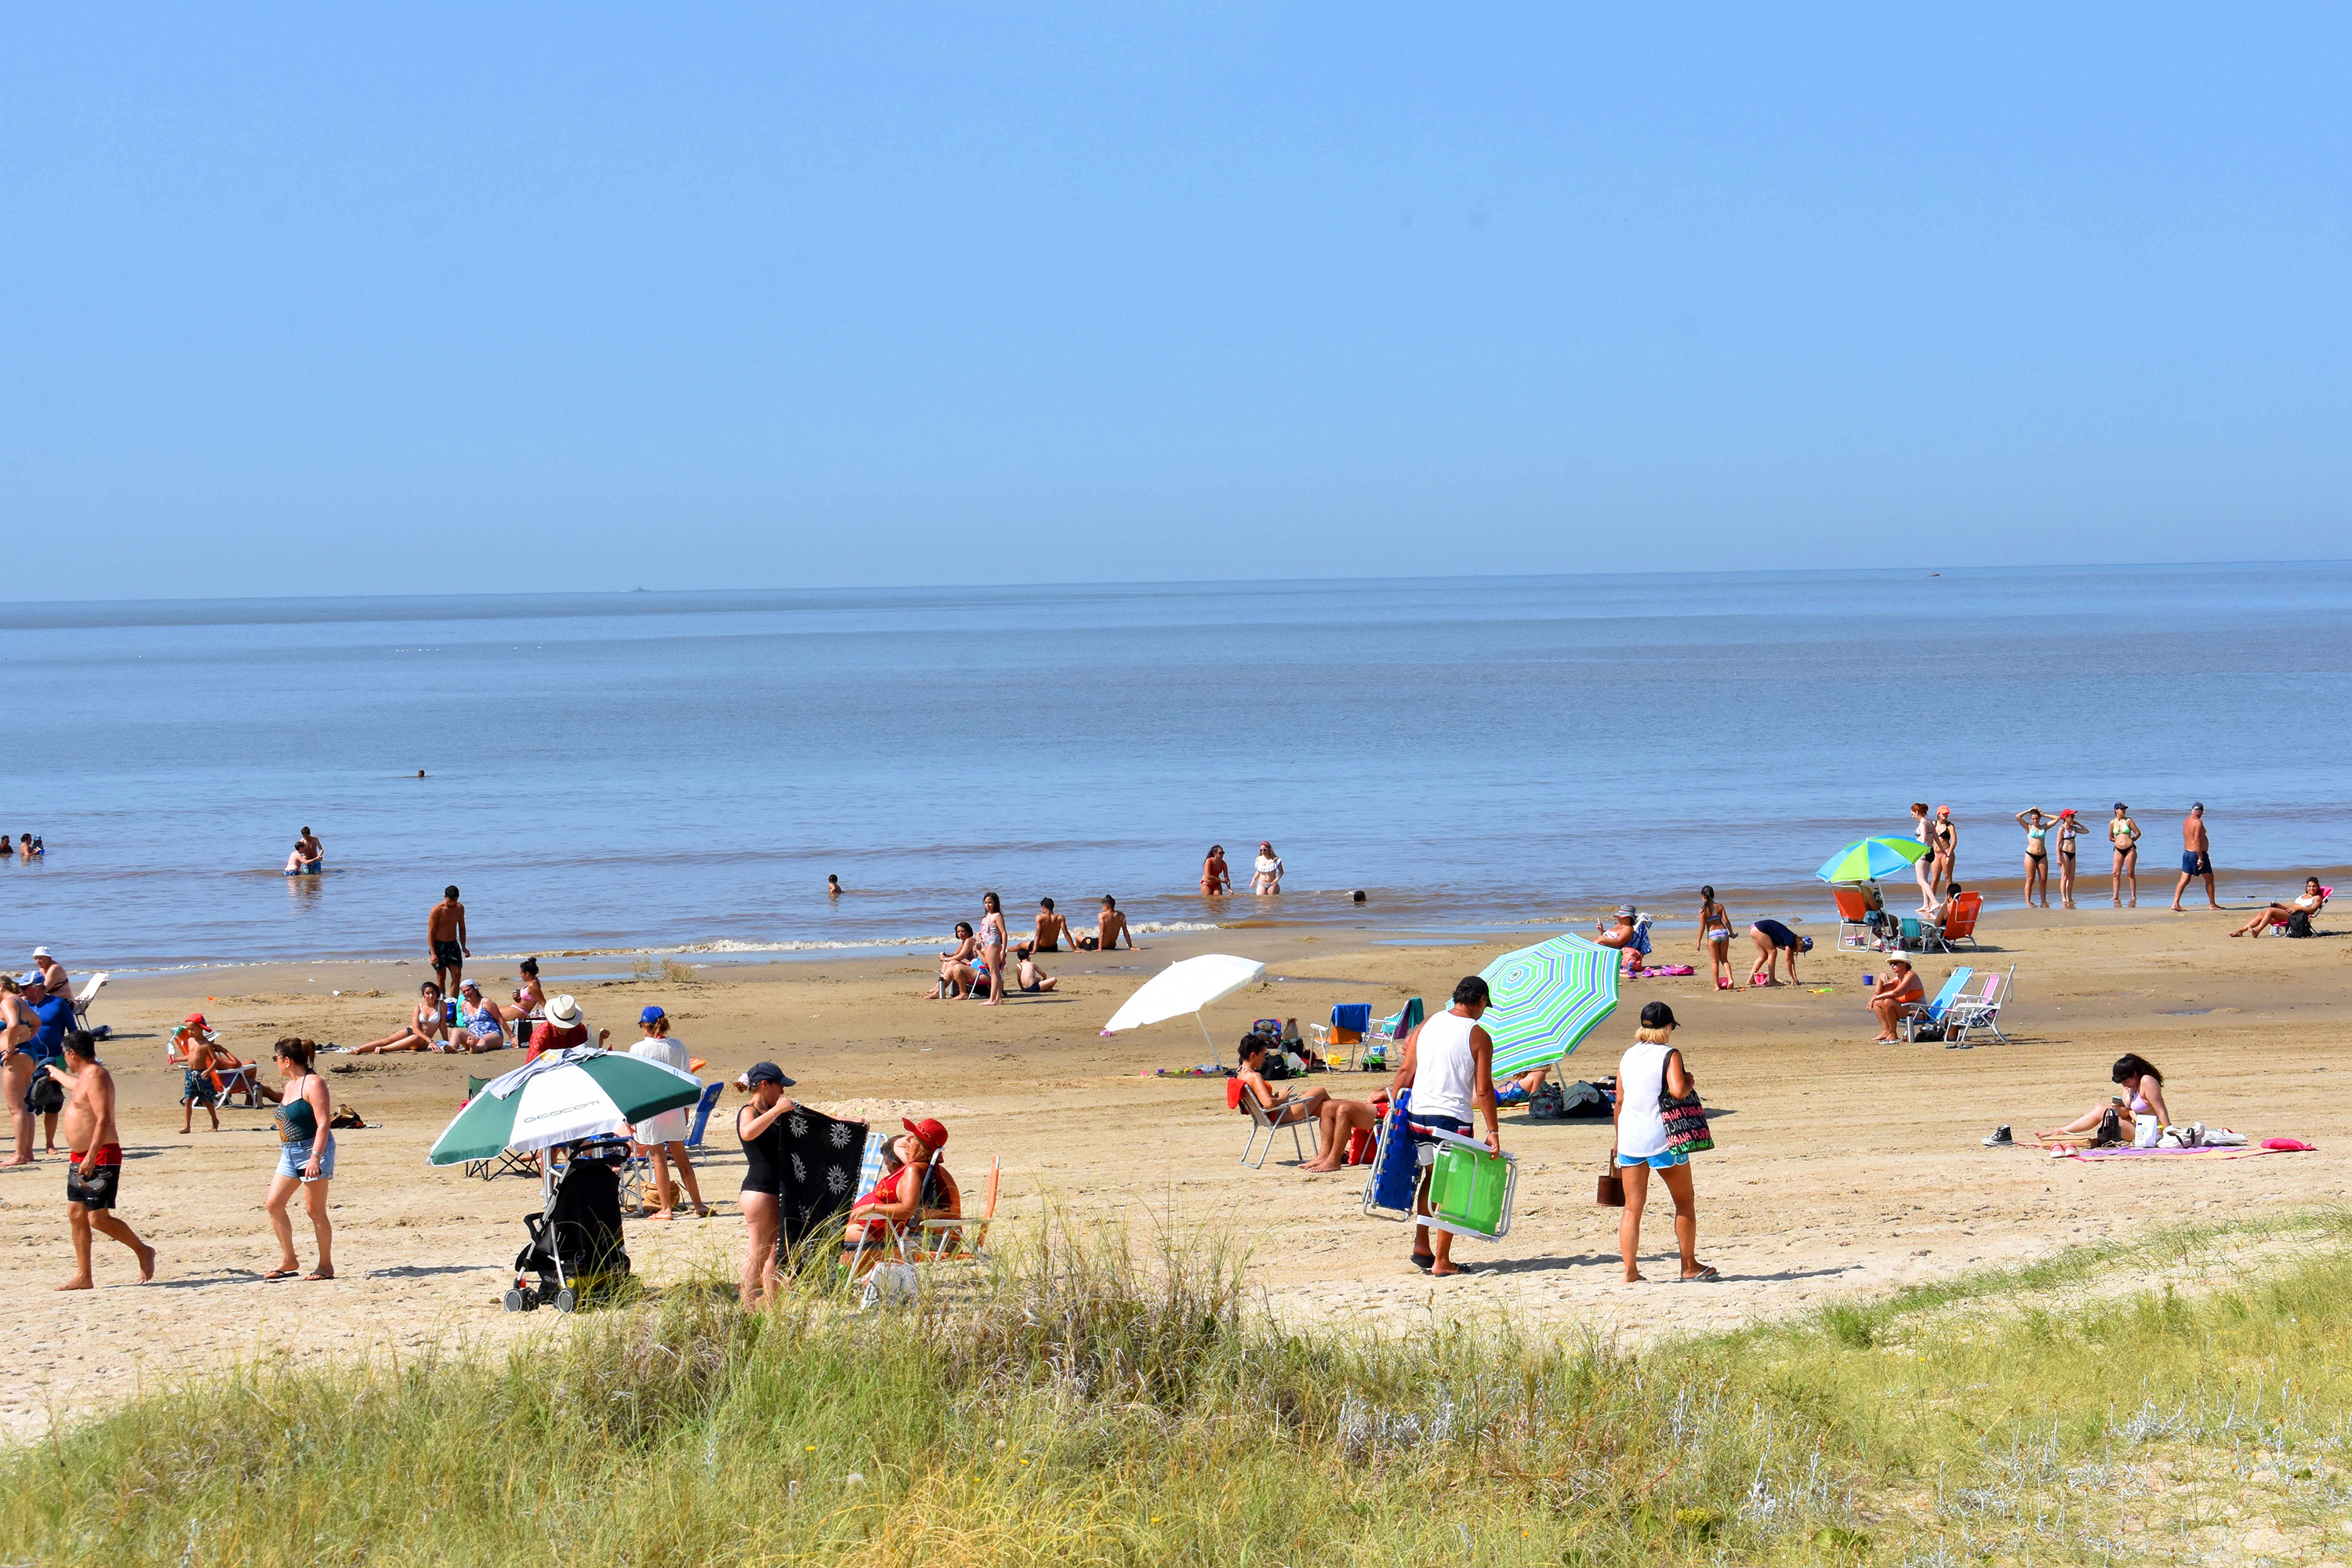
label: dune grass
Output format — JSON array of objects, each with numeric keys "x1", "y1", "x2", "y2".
[{"x1": 9, "y1": 1210, "x2": 2352, "y2": 1566}]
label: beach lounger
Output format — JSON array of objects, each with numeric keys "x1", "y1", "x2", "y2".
[
  {"x1": 1944, "y1": 966, "x2": 2014, "y2": 1047},
  {"x1": 70, "y1": 972, "x2": 108, "y2": 1036},
  {"x1": 913, "y1": 1156, "x2": 1000, "y2": 1261},
  {"x1": 1938, "y1": 892, "x2": 1984, "y2": 951},
  {"x1": 461, "y1": 1076, "x2": 540, "y2": 1182},
  {"x1": 1896, "y1": 967, "x2": 1972, "y2": 1043},
  {"x1": 1833, "y1": 886, "x2": 1878, "y2": 949},
  {"x1": 1240, "y1": 1086, "x2": 1314, "y2": 1169}
]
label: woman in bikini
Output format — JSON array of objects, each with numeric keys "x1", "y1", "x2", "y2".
[
  {"x1": 1251, "y1": 841, "x2": 1283, "y2": 895},
  {"x1": 1929, "y1": 806, "x2": 1958, "y2": 892},
  {"x1": 1907, "y1": 803, "x2": 1937, "y2": 913},
  {"x1": 2231, "y1": 877, "x2": 2328, "y2": 937},
  {"x1": 2036, "y1": 1054, "x2": 2169, "y2": 1148},
  {"x1": 2014, "y1": 808, "x2": 2058, "y2": 909},
  {"x1": 1696, "y1": 885, "x2": 1735, "y2": 990},
  {"x1": 512, "y1": 957, "x2": 547, "y2": 1019},
  {"x1": 352, "y1": 982, "x2": 451, "y2": 1053},
  {"x1": 2107, "y1": 804, "x2": 2140, "y2": 907},
  {"x1": 1200, "y1": 845, "x2": 1231, "y2": 896},
  {"x1": 2052, "y1": 809, "x2": 2085, "y2": 909}
]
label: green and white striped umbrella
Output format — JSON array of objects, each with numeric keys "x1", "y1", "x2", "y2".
[
  {"x1": 426, "y1": 1047, "x2": 702, "y2": 1166},
  {"x1": 1480, "y1": 932, "x2": 1621, "y2": 1079}
]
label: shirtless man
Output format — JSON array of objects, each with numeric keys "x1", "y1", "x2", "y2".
[
  {"x1": 1022, "y1": 897, "x2": 1071, "y2": 958},
  {"x1": 1233, "y1": 1036, "x2": 1338, "y2": 1157},
  {"x1": 1094, "y1": 895, "x2": 1134, "y2": 953},
  {"x1": 51, "y1": 1033, "x2": 156, "y2": 1289},
  {"x1": 2170, "y1": 804, "x2": 2218, "y2": 913},
  {"x1": 428, "y1": 885, "x2": 470, "y2": 996},
  {"x1": 296, "y1": 826, "x2": 324, "y2": 874}
]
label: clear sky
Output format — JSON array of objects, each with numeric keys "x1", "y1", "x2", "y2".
[{"x1": 6, "y1": 5, "x2": 2347, "y2": 597}]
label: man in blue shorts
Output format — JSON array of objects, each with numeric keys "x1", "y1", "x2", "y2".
[
  {"x1": 1386, "y1": 975, "x2": 1501, "y2": 1279},
  {"x1": 2171, "y1": 803, "x2": 2217, "y2": 913}
]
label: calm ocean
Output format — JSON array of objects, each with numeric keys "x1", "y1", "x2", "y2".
[{"x1": 5, "y1": 564, "x2": 2348, "y2": 971}]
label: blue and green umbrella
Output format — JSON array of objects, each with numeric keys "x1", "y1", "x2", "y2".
[
  {"x1": 1815, "y1": 836, "x2": 1929, "y2": 884},
  {"x1": 1479, "y1": 933, "x2": 1621, "y2": 1080}
]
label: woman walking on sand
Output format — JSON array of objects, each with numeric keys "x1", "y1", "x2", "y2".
[
  {"x1": 262, "y1": 1039, "x2": 336, "y2": 1281},
  {"x1": 1696, "y1": 886, "x2": 1735, "y2": 991},
  {"x1": 1908, "y1": 803, "x2": 1938, "y2": 913},
  {"x1": 1612, "y1": 1003, "x2": 1716, "y2": 1283},
  {"x1": 2108, "y1": 804, "x2": 2140, "y2": 907},
  {"x1": 2015, "y1": 808, "x2": 2060, "y2": 909}
]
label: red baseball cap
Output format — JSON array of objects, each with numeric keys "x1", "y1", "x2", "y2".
[
  {"x1": 901, "y1": 1116, "x2": 949, "y2": 1152},
  {"x1": 184, "y1": 1012, "x2": 208, "y2": 1027}
]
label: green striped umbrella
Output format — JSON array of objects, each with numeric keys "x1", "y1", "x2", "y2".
[
  {"x1": 1480, "y1": 933, "x2": 1621, "y2": 1079},
  {"x1": 1816, "y1": 837, "x2": 1929, "y2": 883},
  {"x1": 426, "y1": 1047, "x2": 702, "y2": 1166}
]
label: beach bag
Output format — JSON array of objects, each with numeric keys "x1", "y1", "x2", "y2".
[
  {"x1": 2286, "y1": 909, "x2": 2314, "y2": 938},
  {"x1": 1596, "y1": 1152, "x2": 1625, "y2": 1207},
  {"x1": 1526, "y1": 1080, "x2": 1566, "y2": 1120},
  {"x1": 2092, "y1": 1105, "x2": 2123, "y2": 1148},
  {"x1": 1658, "y1": 1057, "x2": 1712, "y2": 1155}
]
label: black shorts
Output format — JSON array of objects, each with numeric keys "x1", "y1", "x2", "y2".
[
  {"x1": 67, "y1": 1160, "x2": 121, "y2": 1211},
  {"x1": 434, "y1": 940, "x2": 464, "y2": 969}
]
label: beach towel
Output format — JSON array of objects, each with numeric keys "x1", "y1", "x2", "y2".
[
  {"x1": 1331, "y1": 1003, "x2": 1372, "y2": 1034},
  {"x1": 1632, "y1": 964, "x2": 1696, "y2": 978},
  {"x1": 777, "y1": 1105, "x2": 869, "y2": 1250},
  {"x1": 2059, "y1": 1139, "x2": 2314, "y2": 1163}
]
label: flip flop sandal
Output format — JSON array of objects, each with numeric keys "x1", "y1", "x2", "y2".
[
  {"x1": 304, "y1": 1271, "x2": 336, "y2": 1282},
  {"x1": 263, "y1": 1269, "x2": 299, "y2": 1282},
  {"x1": 1677, "y1": 1267, "x2": 1722, "y2": 1283},
  {"x1": 1410, "y1": 1253, "x2": 1436, "y2": 1272}
]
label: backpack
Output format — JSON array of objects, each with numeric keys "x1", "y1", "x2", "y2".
[{"x1": 2286, "y1": 909, "x2": 2314, "y2": 938}]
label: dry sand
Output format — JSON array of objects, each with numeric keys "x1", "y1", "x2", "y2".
[{"x1": 5, "y1": 901, "x2": 2348, "y2": 1438}]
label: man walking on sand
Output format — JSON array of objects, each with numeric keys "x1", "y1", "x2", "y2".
[
  {"x1": 2171, "y1": 804, "x2": 2218, "y2": 912},
  {"x1": 429, "y1": 885, "x2": 470, "y2": 996},
  {"x1": 1386, "y1": 976, "x2": 1501, "y2": 1279},
  {"x1": 50, "y1": 1033, "x2": 155, "y2": 1289}
]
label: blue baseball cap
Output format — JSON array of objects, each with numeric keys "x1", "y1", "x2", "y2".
[
  {"x1": 18, "y1": 971, "x2": 42, "y2": 986},
  {"x1": 640, "y1": 1006, "x2": 666, "y2": 1025}
]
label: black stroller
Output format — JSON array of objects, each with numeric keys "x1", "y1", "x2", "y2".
[{"x1": 504, "y1": 1138, "x2": 632, "y2": 1313}]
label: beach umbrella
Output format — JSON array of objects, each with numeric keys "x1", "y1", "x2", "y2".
[
  {"x1": 1815, "y1": 836, "x2": 1929, "y2": 884},
  {"x1": 1102, "y1": 953, "x2": 1267, "y2": 1066},
  {"x1": 1479, "y1": 933, "x2": 1620, "y2": 1080},
  {"x1": 426, "y1": 1046, "x2": 701, "y2": 1166}
]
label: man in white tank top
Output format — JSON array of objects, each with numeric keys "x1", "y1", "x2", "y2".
[{"x1": 1387, "y1": 975, "x2": 1501, "y2": 1278}]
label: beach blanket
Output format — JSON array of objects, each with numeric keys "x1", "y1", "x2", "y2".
[
  {"x1": 777, "y1": 1105, "x2": 868, "y2": 1250},
  {"x1": 1631, "y1": 964, "x2": 1695, "y2": 978},
  {"x1": 2060, "y1": 1138, "x2": 2315, "y2": 1163}
]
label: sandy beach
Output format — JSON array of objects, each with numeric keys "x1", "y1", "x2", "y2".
[{"x1": 5, "y1": 898, "x2": 2347, "y2": 1440}]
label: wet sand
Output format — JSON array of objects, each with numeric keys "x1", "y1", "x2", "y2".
[{"x1": 5, "y1": 898, "x2": 2349, "y2": 1438}]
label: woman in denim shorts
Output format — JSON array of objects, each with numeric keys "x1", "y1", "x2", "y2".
[{"x1": 1613, "y1": 1002, "x2": 1717, "y2": 1283}]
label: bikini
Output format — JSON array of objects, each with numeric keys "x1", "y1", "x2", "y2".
[{"x1": 2025, "y1": 822, "x2": 2049, "y2": 863}]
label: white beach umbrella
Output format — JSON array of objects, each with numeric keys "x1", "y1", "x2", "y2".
[{"x1": 1102, "y1": 953, "x2": 1268, "y2": 1065}]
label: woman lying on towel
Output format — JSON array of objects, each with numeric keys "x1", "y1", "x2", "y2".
[
  {"x1": 2036, "y1": 1054, "x2": 2170, "y2": 1149},
  {"x1": 2230, "y1": 878, "x2": 2328, "y2": 937},
  {"x1": 844, "y1": 1117, "x2": 961, "y2": 1255}
]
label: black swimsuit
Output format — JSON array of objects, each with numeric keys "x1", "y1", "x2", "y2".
[{"x1": 738, "y1": 1109, "x2": 784, "y2": 1196}]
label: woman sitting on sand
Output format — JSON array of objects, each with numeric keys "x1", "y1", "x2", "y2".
[
  {"x1": 2232, "y1": 878, "x2": 2328, "y2": 937},
  {"x1": 512, "y1": 957, "x2": 546, "y2": 1018},
  {"x1": 352, "y1": 982, "x2": 451, "y2": 1053},
  {"x1": 2036, "y1": 1054, "x2": 2170, "y2": 1148},
  {"x1": 928, "y1": 923, "x2": 979, "y2": 999}
]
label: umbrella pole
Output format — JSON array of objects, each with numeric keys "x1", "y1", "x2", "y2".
[{"x1": 1196, "y1": 1011, "x2": 1222, "y2": 1069}]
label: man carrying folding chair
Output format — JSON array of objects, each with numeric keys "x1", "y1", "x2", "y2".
[{"x1": 1385, "y1": 975, "x2": 1501, "y2": 1279}]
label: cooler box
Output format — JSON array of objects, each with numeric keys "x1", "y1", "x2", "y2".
[{"x1": 1419, "y1": 1126, "x2": 1519, "y2": 1242}]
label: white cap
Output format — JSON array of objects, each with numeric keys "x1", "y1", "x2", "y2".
[{"x1": 31, "y1": 946, "x2": 50, "y2": 959}]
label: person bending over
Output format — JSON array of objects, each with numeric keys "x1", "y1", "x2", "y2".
[
  {"x1": 1747, "y1": 920, "x2": 1812, "y2": 985},
  {"x1": 1867, "y1": 953, "x2": 1926, "y2": 1043}
]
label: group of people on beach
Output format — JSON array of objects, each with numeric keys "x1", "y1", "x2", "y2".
[
  {"x1": 1915, "y1": 801, "x2": 2230, "y2": 915},
  {"x1": 1200, "y1": 842, "x2": 1283, "y2": 895},
  {"x1": 1, "y1": 833, "x2": 45, "y2": 861},
  {"x1": 926, "y1": 891, "x2": 1135, "y2": 1002}
]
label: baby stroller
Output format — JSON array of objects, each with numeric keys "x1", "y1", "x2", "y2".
[{"x1": 504, "y1": 1138, "x2": 632, "y2": 1313}]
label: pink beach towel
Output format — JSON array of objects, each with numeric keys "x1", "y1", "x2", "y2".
[{"x1": 2062, "y1": 1138, "x2": 2315, "y2": 1163}]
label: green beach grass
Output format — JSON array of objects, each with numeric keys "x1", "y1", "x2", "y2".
[{"x1": 9, "y1": 1210, "x2": 2352, "y2": 1566}]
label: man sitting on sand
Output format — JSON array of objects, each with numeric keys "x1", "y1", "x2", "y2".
[
  {"x1": 1018, "y1": 898, "x2": 1072, "y2": 959},
  {"x1": 1088, "y1": 895, "x2": 1134, "y2": 953},
  {"x1": 1867, "y1": 953, "x2": 1926, "y2": 1043},
  {"x1": 1233, "y1": 1036, "x2": 1334, "y2": 1147}
]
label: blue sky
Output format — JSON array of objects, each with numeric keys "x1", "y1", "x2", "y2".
[{"x1": 5, "y1": 5, "x2": 2347, "y2": 597}]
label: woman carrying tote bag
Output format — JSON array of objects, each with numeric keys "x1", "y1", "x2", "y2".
[{"x1": 1610, "y1": 1002, "x2": 1719, "y2": 1283}]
